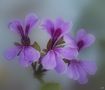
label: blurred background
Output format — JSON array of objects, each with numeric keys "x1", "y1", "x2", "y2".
[{"x1": 0, "y1": 0, "x2": 105, "y2": 90}]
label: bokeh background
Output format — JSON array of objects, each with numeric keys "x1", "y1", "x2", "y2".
[{"x1": 0, "y1": 0, "x2": 105, "y2": 90}]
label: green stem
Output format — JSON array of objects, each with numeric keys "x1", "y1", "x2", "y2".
[{"x1": 32, "y1": 63, "x2": 46, "y2": 84}]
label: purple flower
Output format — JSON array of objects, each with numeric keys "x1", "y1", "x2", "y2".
[
  {"x1": 4, "y1": 13, "x2": 40, "y2": 67},
  {"x1": 64, "y1": 29, "x2": 95, "y2": 51},
  {"x1": 66, "y1": 59, "x2": 97, "y2": 84},
  {"x1": 41, "y1": 18, "x2": 78, "y2": 73},
  {"x1": 76, "y1": 29, "x2": 95, "y2": 51},
  {"x1": 63, "y1": 29, "x2": 97, "y2": 84}
]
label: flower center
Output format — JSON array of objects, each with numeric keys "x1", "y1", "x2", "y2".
[
  {"x1": 49, "y1": 28, "x2": 62, "y2": 49},
  {"x1": 53, "y1": 28, "x2": 62, "y2": 42},
  {"x1": 21, "y1": 36, "x2": 30, "y2": 46}
]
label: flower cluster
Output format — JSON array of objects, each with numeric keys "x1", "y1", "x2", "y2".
[{"x1": 4, "y1": 13, "x2": 97, "y2": 84}]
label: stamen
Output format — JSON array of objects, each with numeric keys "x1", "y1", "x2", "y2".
[{"x1": 21, "y1": 36, "x2": 30, "y2": 46}]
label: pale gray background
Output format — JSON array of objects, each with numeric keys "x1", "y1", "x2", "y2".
[{"x1": 0, "y1": 0, "x2": 105, "y2": 90}]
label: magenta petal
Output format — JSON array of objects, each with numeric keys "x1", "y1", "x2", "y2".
[
  {"x1": 57, "y1": 48, "x2": 78, "y2": 59},
  {"x1": 55, "y1": 56, "x2": 67, "y2": 74},
  {"x1": 42, "y1": 19, "x2": 54, "y2": 37},
  {"x1": 42, "y1": 51, "x2": 56, "y2": 70},
  {"x1": 81, "y1": 61, "x2": 97, "y2": 75},
  {"x1": 25, "y1": 13, "x2": 38, "y2": 33},
  {"x1": 83, "y1": 34, "x2": 95, "y2": 48},
  {"x1": 19, "y1": 46, "x2": 40, "y2": 67},
  {"x1": 55, "y1": 18, "x2": 71, "y2": 34},
  {"x1": 4, "y1": 46, "x2": 20, "y2": 60},
  {"x1": 9, "y1": 20, "x2": 23, "y2": 34}
]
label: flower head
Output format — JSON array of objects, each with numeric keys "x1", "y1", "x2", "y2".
[
  {"x1": 4, "y1": 13, "x2": 40, "y2": 67},
  {"x1": 41, "y1": 19, "x2": 78, "y2": 74},
  {"x1": 63, "y1": 29, "x2": 97, "y2": 84},
  {"x1": 64, "y1": 29, "x2": 95, "y2": 51}
]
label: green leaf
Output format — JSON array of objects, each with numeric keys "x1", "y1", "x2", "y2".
[
  {"x1": 32, "y1": 41, "x2": 41, "y2": 52},
  {"x1": 41, "y1": 82, "x2": 61, "y2": 90},
  {"x1": 34, "y1": 70, "x2": 45, "y2": 83}
]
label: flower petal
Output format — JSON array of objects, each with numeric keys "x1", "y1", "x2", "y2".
[
  {"x1": 81, "y1": 61, "x2": 97, "y2": 75},
  {"x1": 67, "y1": 60, "x2": 88, "y2": 84},
  {"x1": 78, "y1": 65, "x2": 88, "y2": 84},
  {"x1": 76, "y1": 29, "x2": 95, "y2": 49},
  {"x1": 67, "y1": 64, "x2": 74, "y2": 79},
  {"x1": 8, "y1": 20, "x2": 24, "y2": 35},
  {"x1": 57, "y1": 47, "x2": 78, "y2": 59},
  {"x1": 19, "y1": 46, "x2": 40, "y2": 67},
  {"x1": 42, "y1": 19, "x2": 54, "y2": 37},
  {"x1": 76, "y1": 29, "x2": 87, "y2": 42},
  {"x1": 55, "y1": 18, "x2": 71, "y2": 34},
  {"x1": 83, "y1": 34, "x2": 95, "y2": 48},
  {"x1": 55, "y1": 55, "x2": 67, "y2": 74},
  {"x1": 67, "y1": 62, "x2": 80, "y2": 80},
  {"x1": 25, "y1": 13, "x2": 38, "y2": 34},
  {"x1": 4, "y1": 46, "x2": 20, "y2": 60},
  {"x1": 42, "y1": 50, "x2": 56, "y2": 70},
  {"x1": 64, "y1": 34, "x2": 77, "y2": 48},
  {"x1": 19, "y1": 54, "x2": 29, "y2": 67}
]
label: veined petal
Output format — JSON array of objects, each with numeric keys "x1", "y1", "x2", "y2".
[
  {"x1": 66, "y1": 60, "x2": 88, "y2": 83},
  {"x1": 4, "y1": 46, "x2": 20, "y2": 60},
  {"x1": 25, "y1": 13, "x2": 38, "y2": 34},
  {"x1": 67, "y1": 64, "x2": 74, "y2": 79},
  {"x1": 55, "y1": 55, "x2": 67, "y2": 74},
  {"x1": 19, "y1": 46, "x2": 40, "y2": 67},
  {"x1": 42, "y1": 50, "x2": 56, "y2": 70},
  {"x1": 67, "y1": 62, "x2": 80, "y2": 80},
  {"x1": 42, "y1": 19, "x2": 54, "y2": 37},
  {"x1": 67, "y1": 59, "x2": 96, "y2": 84},
  {"x1": 19, "y1": 53, "x2": 29, "y2": 67},
  {"x1": 8, "y1": 20, "x2": 24, "y2": 35},
  {"x1": 78, "y1": 64, "x2": 88, "y2": 84}
]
